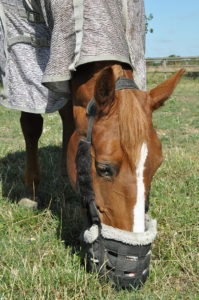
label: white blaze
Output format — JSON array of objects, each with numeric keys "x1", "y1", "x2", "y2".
[{"x1": 133, "y1": 142, "x2": 148, "y2": 233}]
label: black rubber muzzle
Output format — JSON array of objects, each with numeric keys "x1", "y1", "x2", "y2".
[{"x1": 80, "y1": 215, "x2": 157, "y2": 289}]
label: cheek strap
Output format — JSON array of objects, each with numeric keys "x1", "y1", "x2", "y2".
[{"x1": 75, "y1": 139, "x2": 101, "y2": 226}]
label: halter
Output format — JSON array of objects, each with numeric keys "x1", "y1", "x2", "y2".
[{"x1": 76, "y1": 77, "x2": 139, "y2": 226}]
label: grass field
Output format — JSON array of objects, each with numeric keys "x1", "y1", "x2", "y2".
[{"x1": 0, "y1": 73, "x2": 199, "y2": 299}]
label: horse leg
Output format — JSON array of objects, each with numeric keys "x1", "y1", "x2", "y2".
[
  {"x1": 19, "y1": 112, "x2": 43, "y2": 208},
  {"x1": 59, "y1": 101, "x2": 75, "y2": 175}
]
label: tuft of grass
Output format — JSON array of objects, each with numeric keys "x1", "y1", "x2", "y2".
[{"x1": 0, "y1": 73, "x2": 199, "y2": 299}]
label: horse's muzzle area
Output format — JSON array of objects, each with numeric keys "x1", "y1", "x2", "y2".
[
  {"x1": 80, "y1": 215, "x2": 157, "y2": 289},
  {"x1": 82, "y1": 238, "x2": 151, "y2": 289}
]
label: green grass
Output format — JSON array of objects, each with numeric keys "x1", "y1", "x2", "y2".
[{"x1": 0, "y1": 73, "x2": 199, "y2": 299}]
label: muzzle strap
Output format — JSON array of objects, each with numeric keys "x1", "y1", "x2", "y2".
[{"x1": 88, "y1": 200, "x2": 101, "y2": 226}]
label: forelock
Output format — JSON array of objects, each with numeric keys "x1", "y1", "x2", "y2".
[{"x1": 117, "y1": 90, "x2": 149, "y2": 167}]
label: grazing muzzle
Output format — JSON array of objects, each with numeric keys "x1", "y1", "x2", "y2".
[
  {"x1": 75, "y1": 78, "x2": 157, "y2": 289},
  {"x1": 80, "y1": 215, "x2": 157, "y2": 289}
]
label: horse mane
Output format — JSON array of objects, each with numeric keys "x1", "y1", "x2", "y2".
[{"x1": 117, "y1": 89, "x2": 149, "y2": 167}]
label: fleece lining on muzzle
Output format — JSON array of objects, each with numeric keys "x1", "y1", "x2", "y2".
[{"x1": 83, "y1": 214, "x2": 157, "y2": 245}]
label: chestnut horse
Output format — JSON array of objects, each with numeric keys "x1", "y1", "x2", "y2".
[{"x1": 20, "y1": 62, "x2": 184, "y2": 233}]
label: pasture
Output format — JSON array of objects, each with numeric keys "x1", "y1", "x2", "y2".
[{"x1": 0, "y1": 73, "x2": 198, "y2": 299}]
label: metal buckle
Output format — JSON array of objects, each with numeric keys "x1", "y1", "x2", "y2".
[{"x1": 26, "y1": 11, "x2": 44, "y2": 23}]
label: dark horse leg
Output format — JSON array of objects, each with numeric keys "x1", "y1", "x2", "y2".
[
  {"x1": 58, "y1": 100, "x2": 75, "y2": 176},
  {"x1": 19, "y1": 112, "x2": 43, "y2": 208},
  {"x1": 19, "y1": 101, "x2": 74, "y2": 208}
]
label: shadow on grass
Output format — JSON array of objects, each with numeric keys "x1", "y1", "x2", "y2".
[
  {"x1": 0, "y1": 145, "x2": 82, "y2": 251},
  {"x1": 184, "y1": 72, "x2": 199, "y2": 79}
]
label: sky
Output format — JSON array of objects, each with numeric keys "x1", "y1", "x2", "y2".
[{"x1": 145, "y1": 0, "x2": 199, "y2": 58}]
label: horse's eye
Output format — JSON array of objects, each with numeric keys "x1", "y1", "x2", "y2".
[{"x1": 95, "y1": 162, "x2": 114, "y2": 178}]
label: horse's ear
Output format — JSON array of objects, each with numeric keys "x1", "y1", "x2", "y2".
[
  {"x1": 94, "y1": 67, "x2": 115, "y2": 115},
  {"x1": 149, "y1": 69, "x2": 185, "y2": 111}
]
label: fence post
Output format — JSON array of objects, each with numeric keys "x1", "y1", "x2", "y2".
[{"x1": 163, "y1": 59, "x2": 167, "y2": 79}]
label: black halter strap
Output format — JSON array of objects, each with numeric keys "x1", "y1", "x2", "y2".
[
  {"x1": 86, "y1": 96, "x2": 96, "y2": 143},
  {"x1": 115, "y1": 77, "x2": 139, "y2": 91}
]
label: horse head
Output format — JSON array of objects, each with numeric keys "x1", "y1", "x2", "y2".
[
  {"x1": 68, "y1": 63, "x2": 185, "y2": 233},
  {"x1": 67, "y1": 63, "x2": 184, "y2": 288}
]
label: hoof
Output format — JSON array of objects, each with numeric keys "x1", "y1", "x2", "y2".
[{"x1": 18, "y1": 198, "x2": 38, "y2": 209}]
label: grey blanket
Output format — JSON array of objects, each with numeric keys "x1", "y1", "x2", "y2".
[{"x1": 0, "y1": 0, "x2": 145, "y2": 114}]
